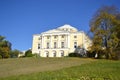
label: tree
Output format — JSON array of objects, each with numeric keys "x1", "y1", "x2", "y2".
[
  {"x1": 10, "y1": 49, "x2": 20, "y2": 58},
  {"x1": 0, "y1": 35, "x2": 12, "y2": 58},
  {"x1": 89, "y1": 6, "x2": 120, "y2": 59},
  {"x1": 25, "y1": 49, "x2": 33, "y2": 57}
]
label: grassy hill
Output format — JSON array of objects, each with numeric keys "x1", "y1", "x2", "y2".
[{"x1": 0, "y1": 57, "x2": 120, "y2": 80}]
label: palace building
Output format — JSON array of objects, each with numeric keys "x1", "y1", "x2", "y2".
[{"x1": 32, "y1": 24, "x2": 92, "y2": 57}]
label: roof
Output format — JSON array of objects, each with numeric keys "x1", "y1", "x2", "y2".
[
  {"x1": 57, "y1": 24, "x2": 78, "y2": 32},
  {"x1": 39, "y1": 24, "x2": 79, "y2": 35}
]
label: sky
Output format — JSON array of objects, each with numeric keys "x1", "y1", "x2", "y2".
[{"x1": 0, "y1": 0, "x2": 120, "y2": 51}]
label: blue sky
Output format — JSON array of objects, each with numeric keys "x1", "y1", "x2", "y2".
[{"x1": 0, "y1": 0, "x2": 120, "y2": 51}]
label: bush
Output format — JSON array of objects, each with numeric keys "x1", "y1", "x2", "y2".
[
  {"x1": 10, "y1": 50, "x2": 20, "y2": 58},
  {"x1": 25, "y1": 49, "x2": 34, "y2": 57},
  {"x1": 87, "y1": 51, "x2": 96, "y2": 58},
  {"x1": 0, "y1": 55, "x2": 2, "y2": 59},
  {"x1": 113, "y1": 48, "x2": 120, "y2": 60},
  {"x1": 25, "y1": 52, "x2": 33, "y2": 57},
  {"x1": 68, "y1": 53, "x2": 78, "y2": 57}
]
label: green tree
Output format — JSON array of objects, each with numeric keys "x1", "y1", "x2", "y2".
[
  {"x1": 25, "y1": 49, "x2": 33, "y2": 57},
  {"x1": 10, "y1": 49, "x2": 20, "y2": 58},
  {"x1": 0, "y1": 35, "x2": 11, "y2": 58},
  {"x1": 89, "y1": 6, "x2": 120, "y2": 59}
]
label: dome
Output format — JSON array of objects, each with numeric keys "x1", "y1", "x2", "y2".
[{"x1": 57, "y1": 24, "x2": 78, "y2": 32}]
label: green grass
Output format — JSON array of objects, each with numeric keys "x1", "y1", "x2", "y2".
[{"x1": 0, "y1": 58, "x2": 120, "y2": 80}]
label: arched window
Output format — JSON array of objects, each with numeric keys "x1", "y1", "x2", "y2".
[
  {"x1": 45, "y1": 51, "x2": 49, "y2": 57},
  {"x1": 53, "y1": 51, "x2": 56, "y2": 57},
  {"x1": 60, "y1": 50, "x2": 64, "y2": 57},
  {"x1": 74, "y1": 42, "x2": 77, "y2": 48}
]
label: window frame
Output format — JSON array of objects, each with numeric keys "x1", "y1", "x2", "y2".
[
  {"x1": 38, "y1": 44, "x2": 40, "y2": 49},
  {"x1": 47, "y1": 42, "x2": 50, "y2": 49},
  {"x1": 61, "y1": 42, "x2": 65, "y2": 48}
]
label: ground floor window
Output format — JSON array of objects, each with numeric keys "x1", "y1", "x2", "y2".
[
  {"x1": 74, "y1": 42, "x2": 77, "y2": 48},
  {"x1": 45, "y1": 51, "x2": 49, "y2": 57},
  {"x1": 53, "y1": 51, "x2": 56, "y2": 57},
  {"x1": 60, "y1": 50, "x2": 64, "y2": 57}
]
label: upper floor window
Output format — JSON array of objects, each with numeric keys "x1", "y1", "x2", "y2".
[
  {"x1": 47, "y1": 36, "x2": 50, "y2": 39},
  {"x1": 61, "y1": 42, "x2": 65, "y2": 48},
  {"x1": 47, "y1": 42, "x2": 50, "y2": 49},
  {"x1": 38, "y1": 44, "x2": 40, "y2": 49},
  {"x1": 74, "y1": 35, "x2": 77, "y2": 38},
  {"x1": 61, "y1": 35, "x2": 65, "y2": 38},
  {"x1": 38, "y1": 36, "x2": 42, "y2": 40},
  {"x1": 54, "y1": 42, "x2": 57, "y2": 48},
  {"x1": 54, "y1": 35, "x2": 57, "y2": 39},
  {"x1": 38, "y1": 38, "x2": 40, "y2": 40}
]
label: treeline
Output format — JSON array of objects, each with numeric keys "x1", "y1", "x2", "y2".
[
  {"x1": 0, "y1": 35, "x2": 34, "y2": 59},
  {"x1": 88, "y1": 5, "x2": 120, "y2": 59},
  {"x1": 0, "y1": 35, "x2": 21, "y2": 58}
]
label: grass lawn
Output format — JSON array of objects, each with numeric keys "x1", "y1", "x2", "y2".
[{"x1": 0, "y1": 57, "x2": 120, "y2": 80}]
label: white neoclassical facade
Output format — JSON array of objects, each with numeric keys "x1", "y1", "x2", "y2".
[{"x1": 32, "y1": 24, "x2": 91, "y2": 57}]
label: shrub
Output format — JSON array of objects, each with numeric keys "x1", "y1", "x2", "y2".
[
  {"x1": 0, "y1": 55, "x2": 2, "y2": 59},
  {"x1": 87, "y1": 51, "x2": 95, "y2": 58},
  {"x1": 25, "y1": 49, "x2": 34, "y2": 57},
  {"x1": 68, "y1": 53, "x2": 78, "y2": 57},
  {"x1": 113, "y1": 47, "x2": 120, "y2": 60}
]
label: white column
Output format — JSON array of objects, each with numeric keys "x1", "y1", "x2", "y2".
[
  {"x1": 42, "y1": 35, "x2": 44, "y2": 49},
  {"x1": 58, "y1": 35, "x2": 60, "y2": 48},
  {"x1": 65, "y1": 34, "x2": 68, "y2": 48},
  {"x1": 68, "y1": 34, "x2": 70, "y2": 48},
  {"x1": 50, "y1": 35, "x2": 52, "y2": 48}
]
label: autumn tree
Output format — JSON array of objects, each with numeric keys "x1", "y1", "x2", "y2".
[
  {"x1": 89, "y1": 6, "x2": 120, "y2": 59},
  {"x1": 0, "y1": 35, "x2": 11, "y2": 58}
]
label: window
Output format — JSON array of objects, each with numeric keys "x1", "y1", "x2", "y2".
[
  {"x1": 47, "y1": 36, "x2": 50, "y2": 39},
  {"x1": 54, "y1": 35, "x2": 57, "y2": 39},
  {"x1": 61, "y1": 51, "x2": 64, "y2": 57},
  {"x1": 38, "y1": 44, "x2": 40, "y2": 49},
  {"x1": 54, "y1": 42, "x2": 57, "y2": 48},
  {"x1": 61, "y1": 35, "x2": 64, "y2": 38},
  {"x1": 74, "y1": 42, "x2": 77, "y2": 48},
  {"x1": 38, "y1": 37, "x2": 41, "y2": 40},
  {"x1": 61, "y1": 42, "x2": 65, "y2": 48},
  {"x1": 46, "y1": 52, "x2": 49, "y2": 57},
  {"x1": 47, "y1": 42, "x2": 50, "y2": 49},
  {"x1": 53, "y1": 51, "x2": 56, "y2": 57},
  {"x1": 74, "y1": 35, "x2": 77, "y2": 38}
]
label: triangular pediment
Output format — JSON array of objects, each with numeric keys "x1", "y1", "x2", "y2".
[
  {"x1": 41, "y1": 29, "x2": 68, "y2": 34},
  {"x1": 40, "y1": 24, "x2": 79, "y2": 35},
  {"x1": 57, "y1": 24, "x2": 78, "y2": 32}
]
